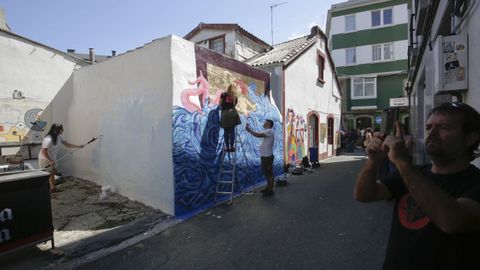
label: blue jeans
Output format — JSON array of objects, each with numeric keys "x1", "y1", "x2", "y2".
[{"x1": 224, "y1": 127, "x2": 236, "y2": 149}]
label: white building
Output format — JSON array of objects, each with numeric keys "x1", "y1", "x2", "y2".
[
  {"x1": 0, "y1": 27, "x2": 88, "y2": 148},
  {"x1": 247, "y1": 26, "x2": 342, "y2": 163},
  {"x1": 327, "y1": 0, "x2": 409, "y2": 132},
  {"x1": 407, "y1": 0, "x2": 480, "y2": 167},
  {"x1": 184, "y1": 23, "x2": 272, "y2": 61}
]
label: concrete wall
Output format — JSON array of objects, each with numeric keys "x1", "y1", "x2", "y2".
[
  {"x1": 172, "y1": 44, "x2": 282, "y2": 217},
  {"x1": 234, "y1": 32, "x2": 268, "y2": 61},
  {"x1": 0, "y1": 30, "x2": 81, "y2": 147},
  {"x1": 54, "y1": 36, "x2": 175, "y2": 215},
  {"x1": 284, "y1": 38, "x2": 342, "y2": 163}
]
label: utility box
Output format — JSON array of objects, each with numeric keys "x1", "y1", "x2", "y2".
[{"x1": 0, "y1": 171, "x2": 54, "y2": 255}]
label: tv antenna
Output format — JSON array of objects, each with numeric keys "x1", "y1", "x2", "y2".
[{"x1": 270, "y1": 2, "x2": 287, "y2": 45}]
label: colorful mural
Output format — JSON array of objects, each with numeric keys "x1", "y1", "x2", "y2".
[
  {"x1": 173, "y1": 64, "x2": 282, "y2": 218},
  {"x1": 320, "y1": 123, "x2": 327, "y2": 143},
  {"x1": 286, "y1": 108, "x2": 306, "y2": 163},
  {"x1": 0, "y1": 101, "x2": 48, "y2": 143}
]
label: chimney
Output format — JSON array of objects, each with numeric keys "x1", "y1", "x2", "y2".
[
  {"x1": 111, "y1": 50, "x2": 116, "y2": 57},
  {"x1": 67, "y1": 49, "x2": 75, "y2": 53},
  {"x1": 89, "y1": 48, "x2": 95, "y2": 63},
  {"x1": 309, "y1": 26, "x2": 321, "y2": 38}
]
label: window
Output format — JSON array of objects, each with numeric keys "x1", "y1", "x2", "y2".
[
  {"x1": 371, "y1": 8, "x2": 393, "y2": 27},
  {"x1": 209, "y1": 36, "x2": 224, "y2": 54},
  {"x1": 371, "y1": 43, "x2": 394, "y2": 61},
  {"x1": 372, "y1": 45, "x2": 382, "y2": 61},
  {"x1": 346, "y1": 48, "x2": 356, "y2": 64},
  {"x1": 383, "y1": 9, "x2": 392, "y2": 25},
  {"x1": 383, "y1": 44, "x2": 393, "y2": 59},
  {"x1": 345, "y1": 15, "x2": 356, "y2": 32},
  {"x1": 351, "y1": 77, "x2": 376, "y2": 99},
  {"x1": 372, "y1": 11, "x2": 381, "y2": 27},
  {"x1": 318, "y1": 51, "x2": 325, "y2": 82}
]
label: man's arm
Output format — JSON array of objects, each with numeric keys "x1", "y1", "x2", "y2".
[
  {"x1": 393, "y1": 160, "x2": 480, "y2": 233},
  {"x1": 383, "y1": 122, "x2": 480, "y2": 233},
  {"x1": 354, "y1": 133, "x2": 394, "y2": 202},
  {"x1": 246, "y1": 124, "x2": 266, "y2": 138}
]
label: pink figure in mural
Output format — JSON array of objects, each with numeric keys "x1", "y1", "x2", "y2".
[
  {"x1": 234, "y1": 79, "x2": 249, "y2": 96},
  {"x1": 180, "y1": 70, "x2": 210, "y2": 113},
  {"x1": 210, "y1": 89, "x2": 225, "y2": 107}
]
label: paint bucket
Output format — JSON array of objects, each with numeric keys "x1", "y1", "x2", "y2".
[{"x1": 99, "y1": 186, "x2": 114, "y2": 200}]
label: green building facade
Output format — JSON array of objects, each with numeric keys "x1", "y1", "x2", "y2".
[{"x1": 327, "y1": 0, "x2": 409, "y2": 131}]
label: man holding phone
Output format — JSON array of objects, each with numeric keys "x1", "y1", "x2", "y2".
[{"x1": 355, "y1": 103, "x2": 480, "y2": 269}]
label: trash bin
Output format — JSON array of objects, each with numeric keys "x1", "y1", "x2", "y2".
[{"x1": 309, "y1": 147, "x2": 318, "y2": 163}]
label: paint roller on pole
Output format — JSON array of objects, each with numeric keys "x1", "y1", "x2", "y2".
[{"x1": 44, "y1": 134, "x2": 103, "y2": 169}]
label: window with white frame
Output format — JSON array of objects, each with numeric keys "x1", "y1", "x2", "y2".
[
  {"x1": 351, "y1": 77, "x2": 376, "y2": 99},
  {"x1": 346, "y1": 48, "x2": 356, "y2": 64},
  {"x1": 371, "y1": 8, "x2": 393, "y2": 27},
  {"x1": 345, "y1": 14, "x2": 356, "y2": 32},
  {"x1": 372, "y1": 43, "x2": 394, "y2": 61}
]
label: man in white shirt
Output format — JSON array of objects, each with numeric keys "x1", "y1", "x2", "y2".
[{"x1": 246, "y1": 119, "x2": 275, "y2": 196}]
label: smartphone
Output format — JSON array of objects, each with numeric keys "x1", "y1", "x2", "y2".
[{"x1": 381, "y1": 108, "x2": 399, "y2": 136}]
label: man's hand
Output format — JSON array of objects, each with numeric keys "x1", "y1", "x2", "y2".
[
  {"x1": 366, "y1": 132, "x2": 387, "y2": 162},
  {"x1": 382, "y1": 121, "x2": 411, "y2": 165}
]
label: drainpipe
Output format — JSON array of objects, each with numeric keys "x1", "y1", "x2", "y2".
[{"x1": 89, "y1": 48, "x2": 95, "y2": 63}]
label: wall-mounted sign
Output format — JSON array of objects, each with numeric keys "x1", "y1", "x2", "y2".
[
  {"x1": 433, "y1": 34, "x2": 468, "y2": 93},
  {"x1": 390, "y1": 97, "x2": 408, "y2": 107}
]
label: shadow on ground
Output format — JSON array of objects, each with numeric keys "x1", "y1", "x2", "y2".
[{"x1": 1, "y1": 176, "x2": 171, "y2": 270}]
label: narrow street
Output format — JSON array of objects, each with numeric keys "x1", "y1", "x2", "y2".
[{"x1": 78, "y1": 152, "x2": 394, "y2": 270}]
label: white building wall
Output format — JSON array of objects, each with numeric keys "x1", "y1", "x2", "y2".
[
  {"x1": 54, "y1": 36, "x2": 177, "y2": 215},
  {"x1": 284, "y1": 39, "x2": 341, "y2": 157},
  {"x1": 235, "y1": 33, "x2": 266, "y2": 61},
  {"x1": 410, "y1": 1, "x2": 480, "y2": 167},
  {"x1": 330, "y1": 3, "x2": 408, "y2": 35},
  {"x1": 0, "y1": 31, "x2": 83, "y2": 146},
  {"x1": 332, "y1": 39, "x2": 408, "y2": 67},
  {"x1": 0, "y1": 32, "x2": 80, "y2": 101}
]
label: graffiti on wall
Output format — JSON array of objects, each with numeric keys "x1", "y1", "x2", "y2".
[
  {"x1": 320, "y1": 123, "x2": 327, "y2": 143},
  {"x1": 286, "y1": 109, "x2": 306, "y2": 163},
  {"x1": 0, "y1": 102, "x2": 48, "y2": 143},
  {"x1": 173, "y1": 64, "x2": 283, "y2": 217}
]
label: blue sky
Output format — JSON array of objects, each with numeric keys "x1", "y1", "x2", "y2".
[{"x1": 1, "y1": 0, "x2": 343, "y2": 55}]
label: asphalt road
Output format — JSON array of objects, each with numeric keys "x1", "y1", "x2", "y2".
[{"x1": 78, "y1": 153, "x2": 394, "y2": 270}]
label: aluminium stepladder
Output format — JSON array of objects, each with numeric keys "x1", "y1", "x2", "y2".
[{"x1": 214, "y1": 129, "x2": 256, "y2": 205}]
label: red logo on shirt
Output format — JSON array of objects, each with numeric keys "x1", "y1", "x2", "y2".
[{"x1": 398, "y1": 194, "x2": 430, "y2": 230}]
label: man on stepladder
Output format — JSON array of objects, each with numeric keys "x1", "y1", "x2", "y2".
[{"x1": 246, "y1": 119, "x2": 275, "y2": 197}]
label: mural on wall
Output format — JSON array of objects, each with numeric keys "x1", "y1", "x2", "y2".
[
  {"x1": 0, "y1": 101, "x2": 48, "y2": 143},
  {"x1": 286, "y1": 109, "x2": 306, "y2": 163},
  {"x1": 320, "y1": 123, "x2": 327, "y2": 144},
  {"x1": 173, "y1": 62, "x2": 283, "y2": 217}
]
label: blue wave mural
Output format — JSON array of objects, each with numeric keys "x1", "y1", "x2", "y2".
[{"x1": 173, "y1": 86, "x2": 283, "y2": 217}]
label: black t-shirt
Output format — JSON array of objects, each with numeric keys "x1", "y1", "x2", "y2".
[
  {"x1": 220, "y1": 93, "x2": 237, "y2": 111},
  {"x1": 380, "y1": 164, "x2": 480, "y2": 270}
]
